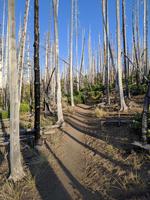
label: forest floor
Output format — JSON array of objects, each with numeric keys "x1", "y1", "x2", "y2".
[{"x1": 0, "y1": 95, "x2": 150, "y2": 200}]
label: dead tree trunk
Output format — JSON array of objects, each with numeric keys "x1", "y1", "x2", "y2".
[
  {"x1": 102, "y1": 0, "x2": 110, "y2": 104},
  {"x1": 75, "y1": 0, "x2": 79, "y2": 92},
  {"x1": 34, "y1": 0, "x2": 41, "y2": 145},
  {"x1": 122, "y1": 0, "x2": 130, "y2": 98},
  {"x1": 8, "y1": 0, "x2": 25, "y2": 181},
  {"x1": 70, "y1": 0, "x2": 75, "y2": 106},
  {"x1": 116, "y1": 0, "x2": 128, "y2": 111},
  {"x1": 132, "y1": 10, "x2": 140, "y2": 87},
  {"x1": 18, "y1": 0, "x2": 30, "y2": 102},
  {"x1": 142, "y1": 81, "x2": 150, "y2": 144},
  {"x1": 144, "y1": 0, "x2": 148, "y2": 76},
  {"x1": 53, "y1": 0, "x2": 64, "y2": 124}
]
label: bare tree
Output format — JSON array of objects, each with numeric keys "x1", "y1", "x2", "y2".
[
  {"x1": 122, "y1": 0, "x2": 130, "y2": 98},
  {"x1": 18, "y1": 0, "x2": 30, "y2": 102},
  {"x1": 116, "y1": 0, "x2": 127, "y2": 111},
  {"x1": 143, "y1": 0, "x2": 148, "y2": 76},
  {"x1": 8, "y1": 0, "x2": 25, "y2": 181},
  {"x1": 53, "y1": 0, "x2": 64, "y2": 124},
  {"x1": 34, "y1": 0, "x2": 41, "y2": 145},
  {"x1": 70, "y1": 0, "x2": 75, "y2": 106},
  {"x1": 75, "y1": 0, "x2": 79, "y2": 92},
  {"x1": 1, "y1": 0, "x2": 5, "y2": 92},
  {"x1": 102, "y1": 0, "x2": 110, "y2": 104}
]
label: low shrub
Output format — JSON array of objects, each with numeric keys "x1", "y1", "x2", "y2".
[
  {"x1": 74, "y1": 92, "x2": 85, "y2": 104},
  {"x1": 20, "y1": 103, "x2": 29, "y2": 113},
  {"x1": 132, "y1": 113, "x2": 142, "y2": 134},
  {"x1": 130, "y1": 84, "x2": 147, "y2": 95},
  {"x1": 0, "y1": 110, "x2": 9, "y2": 119}
]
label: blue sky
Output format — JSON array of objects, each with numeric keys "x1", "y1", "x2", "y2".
[{"x1": 0, "y1": 0, "x2": 150, "y2": 73}]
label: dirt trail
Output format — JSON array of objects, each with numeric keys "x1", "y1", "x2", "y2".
[
  {"x1": 42, "y1": 104, "x2": 100, "y2": 200},
  {"x1": 21, "y1": 101, "x2": 149, "y2": 200}
]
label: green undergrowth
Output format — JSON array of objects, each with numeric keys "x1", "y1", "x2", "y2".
[
  {"x1": 20, "y1": 103, "x2": 30, "y2": 113},
  {"x1": 0, "y1": 110, "x2": 9, "y2": 119}
]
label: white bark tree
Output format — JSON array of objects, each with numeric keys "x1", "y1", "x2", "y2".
[
  {"x1": 8, "y1": 0, "x2": 25, "y2": 181},
  {"x1": 18, "y1": 0, "x2": 30, "y2": 102},
  {"x1": 53, "y1": 0, "x2": 64, "y2": 124},
  {"x1": 70, "y1": 0, "x2": 74, "y2": 106},
  {"x1": 75, "y1": 0, "x2": 79, "y2": 92},
  {"x1": 1, "y1": 0, "x2": 5, "y2": 91},
  {"x1": 144, "y1": 0, "x2": 148, "y2": 76},
  {"x1": 116, "y1": 0, "x2": 128, "y2": 111}
]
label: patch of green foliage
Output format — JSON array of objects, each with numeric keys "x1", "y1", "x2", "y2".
[
  {"x1": 88, "y1": 91, "x2": 103, "y2": 100},
  {"x1": 20, "y1": 103, "x2": 30, "y2": 113},
  {"x1": 74, "y1": 91, "x2": 85, "y2": 104},
  {"x1": 66, "y1": 91, "x2": 85, "y2": 105},
  {"x1": 0, "y1": 110, "x2": 9, "y2": 119},
  {"x1": 132, "y1": 113, "x2": 142, "y2": 132},
  {"x1": 129, "y1": 84, "x2": 147, "y2": 95}
]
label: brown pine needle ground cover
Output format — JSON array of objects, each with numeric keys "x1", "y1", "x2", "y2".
[{"x1": 0, "y1": 95, "x2": 150, "y2": 200}]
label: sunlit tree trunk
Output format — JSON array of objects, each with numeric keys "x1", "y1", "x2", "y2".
[
  {"x1": 144, "y1": 0, "x2": 148, "y2": 76},
  {"x1": 27, "y1": 35, "x2": 33, "y2": 115},
  {"x1": 79, "y1": 30, "x2": 85, "y2": 89},
  {"x1": 116, "y1": 0, "x2": 127, "y2": 111},
  {"x1": 75, "y1": 0, "x2": 79, "y2": 92},
  {"x1": 34, "y1": 0, "x2": 41, "y2": 144},
  {"x1": 53, "y1": 0, "x2": 64, "y2": 124},
  {"x1": 132, "y1": 10, "x2": 140, "y2": 87},
  {"x1": 102, "y1": 0, "x2": 110, "y2": 104},
  {"x1": 18, "y1": 0, "x2": 30, "y2": 103},
  {"x1": 1, "y1": 0, "x2": 5, "y2": 97},
  {"x1": 88, "y1": 30, "x2": 92, "y2": 85},
  {"x1": 70, "y1": 0, "x2": 74, "y2": 106},
  {"x1": 4, "y1": 25, "x2": 9, "y2": 111},
  {"x1": 8, "y1": 0, "x2": 25, "y2": 181}
]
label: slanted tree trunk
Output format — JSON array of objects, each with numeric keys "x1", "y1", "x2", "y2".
[
  {"x1": 116, "y1": 0, "x2": 127, "y2": 111},
  {"x1": 79, "y1": 30, "x2": 85, "y2": 89},
  {"x1": 34, "y1": 0, "x2": 41, "y2": 145},
  {"x1": 44, "y1": 34, "x2": 50, "y2": 114},
  {"x1": 53, "y1": 0, "x2": 64, "y2": 124},
  {"x1": 8, "y1": 0, "x2": 25, "y2": 181},
  {"x1": 70, "y1": 0, "x2": 74, "y2": 106},
  {"x1": 18, "y1": 0, "x2": 30, "y2": 102}
]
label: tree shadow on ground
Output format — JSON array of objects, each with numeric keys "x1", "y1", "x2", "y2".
[
  {"x1": 22, "y1": 143, "x2": 102, "y2": 200},
  {"x1": 22, "y1": 146, "x2": 71, "y2": 200},
  {"x1": 65, "y1": 109, "x2": 139, "y2": 153},
  {"x1": 44, "y1": 140, "x2": 101, "y2": 200},
  {"x1": 76, "y1": 104, "x2": 94, "y2": 110},
  {"x1": 61, "y1": 128, "x2": 132, "y2": 172},
  {"x1": 65, "y1": 117, "x2": 101, "y2": 139},
  {"x1": 64, "y1": 113, "x2": 100, "y2": 126}
]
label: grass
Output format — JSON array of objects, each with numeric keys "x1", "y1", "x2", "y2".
[
  {"x1": 95, "y1": 107, "x2": 107, "y2": 118},
  {"x1": 0, "y1": 180, "x2": 24, "y2": 200}
]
